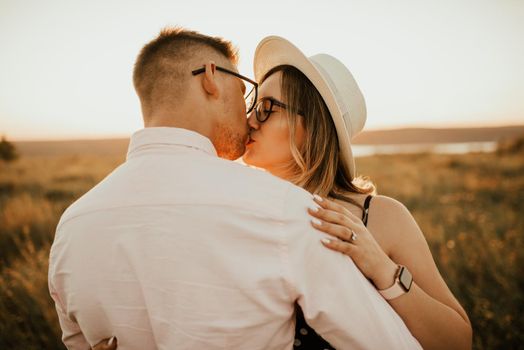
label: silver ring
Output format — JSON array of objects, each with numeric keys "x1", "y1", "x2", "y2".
[{"x1": 350, "y1": 231, "x2": 357, "y2": 242}]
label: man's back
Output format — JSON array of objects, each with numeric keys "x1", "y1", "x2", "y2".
[{"x1": 49, "y1": 128, "x2": 421, "y2": 349}]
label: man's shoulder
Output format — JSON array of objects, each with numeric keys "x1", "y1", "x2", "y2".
[
  {"x1": 205, "y1": 158, "x2": 291, "y2": 194},
  {"x1": 211, "y1": 158, "x2": 286, "y2": 185},
  {"x1": 55, "y1": 182, "x2": 107, "y2": 232},
  {"x1": 217, "y1": 160, "x2": 313, "y2": 202},
  {"x1": 54, "y1": 163, "x2": 125, "y2": 231},
  {"x1": 181, "y1": 157, "x2": 317, "y2": 225},
  {"x1": 56, "y1": 156, "x2": 314, "y2": 230}
]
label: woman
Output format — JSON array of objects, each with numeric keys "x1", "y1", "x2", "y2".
[
  {"x1": 246, "y1": 36, "x2": 471, "y2": 350},
  {"x1": 94, "y1": 36, "x2": 472, "y2": 350}
]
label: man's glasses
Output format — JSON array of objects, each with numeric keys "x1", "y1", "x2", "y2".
[
  {"x1": 191, "y1": 66, "x2": 258, "y2": 113},
  {"x1": 253, "y1": 97, "x2": 305, "y2": 123}
]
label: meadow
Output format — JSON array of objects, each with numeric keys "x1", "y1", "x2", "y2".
[{"x1": 0, "y1": 140, "x2": 522, "y2": 349}]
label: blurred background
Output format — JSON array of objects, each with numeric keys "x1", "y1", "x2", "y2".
[{"x1": 1, "y1": 0, "x2": 523, "y2": 349}]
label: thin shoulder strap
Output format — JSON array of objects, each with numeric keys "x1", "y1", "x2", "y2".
[{"x1": 362, "y1": 195, "x2": 373, "y2": 227}]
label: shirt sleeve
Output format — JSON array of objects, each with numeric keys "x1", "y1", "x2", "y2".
[
  {"x1": 49, "y1": 257, "x2": 90, "y2": 350},
  {"x1": 281, "y1": 185, "x2": 422, "y2": 350}
]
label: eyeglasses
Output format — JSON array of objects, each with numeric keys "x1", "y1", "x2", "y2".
[
  {"x1": 252, "y1": 97, "x2": 305, "y2": 123},
  {"x1": 191, "y1": 66, "x2": 258, "y2": 113}
]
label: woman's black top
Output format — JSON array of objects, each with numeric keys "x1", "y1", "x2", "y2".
[{"x1": 293, "y1": 195, "x2": 373, "y2": 349}]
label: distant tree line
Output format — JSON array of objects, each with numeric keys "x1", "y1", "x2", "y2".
[
  {"x1": 497, "y1": 134, "x2": 524, "y2": 155},
  {"x1": 0, "y1": 136, "x2": 18, "y2": 161}
]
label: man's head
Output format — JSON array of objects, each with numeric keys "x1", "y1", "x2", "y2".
[{"x1": 133, "y1": 27, "x2": 249, "y2": 160}]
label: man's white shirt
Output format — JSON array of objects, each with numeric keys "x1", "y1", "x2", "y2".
[{"x1": 48, "y1": 127, "x2": 421, "y2": 350}]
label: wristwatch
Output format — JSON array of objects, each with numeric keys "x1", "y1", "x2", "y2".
[{"x1": 378, "y1": 265, "x2": 413, "y2": 300}]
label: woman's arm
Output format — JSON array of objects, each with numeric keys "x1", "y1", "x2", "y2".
[{"x1": 308, "y1": 195, "x2": 472, "y2": 350}]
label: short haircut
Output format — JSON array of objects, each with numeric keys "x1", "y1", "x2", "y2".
[{"x1": 133, "y1": 27, "x2": 238, "y2": 116}]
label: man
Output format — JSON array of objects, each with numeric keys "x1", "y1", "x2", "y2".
[{"x1": 49, "y1": 27, "x2": 421, "y2": 349}]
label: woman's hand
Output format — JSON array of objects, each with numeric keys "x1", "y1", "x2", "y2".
[
  {"x1": 308, "y1": 195, "x2": 398, "y2": 290},
  {"x1": 92, "y1": 337, "x2": 117, "y2": 350}
]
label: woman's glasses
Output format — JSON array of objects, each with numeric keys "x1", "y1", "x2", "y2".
[
  {"x1": 253, "y1": 97, "x2": 305, "y2": 123},
  {"x1": 191, "y1": 66, "x2": 258, "y2": 113}
]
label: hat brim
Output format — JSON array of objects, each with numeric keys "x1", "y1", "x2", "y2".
[{"x1": 253, "y1": 36, "x2": 356, "y2": 178}]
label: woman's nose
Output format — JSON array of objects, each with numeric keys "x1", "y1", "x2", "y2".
[{"x1": 247, "y1": 110, "x2": 259, "y2": 129}]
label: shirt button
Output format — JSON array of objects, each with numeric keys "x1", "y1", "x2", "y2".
[
  {"x1": 299, "y1": 328, "x2": 308, "y2": 335},
  {"x1": 294, "y1": 339, "x2": 302, "y2": 347}
]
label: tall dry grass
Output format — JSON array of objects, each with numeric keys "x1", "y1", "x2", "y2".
[
  {"x1": 0, "y1": 144, "x2": 522, "y2": 349},
  {"x1": 0, "y1": 154, "x2": 123, "y2": 349},
  {"x1": 357, "y1": 146, "x2": 524, "y2": 349}
]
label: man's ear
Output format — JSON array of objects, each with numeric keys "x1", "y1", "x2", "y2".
[{"x1": 202, "y1": 61, "x2": 220, "y2": 99}]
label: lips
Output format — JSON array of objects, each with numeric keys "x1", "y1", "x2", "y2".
[{"x1": 246, "y1": 135, "x2": 256, "y2": 145}]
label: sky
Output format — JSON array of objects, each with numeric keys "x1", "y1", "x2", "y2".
[{"x1": 1, "y1": 0, "x2": 523, "y2": 140}]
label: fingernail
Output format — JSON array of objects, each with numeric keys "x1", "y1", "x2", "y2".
[
  {"x1": 311, "y1": 218, "x2": 322, "y2": 226},
  {"x1": 313, "y1": 194, "x2": 323, "y2": 202},
  {"x1": 107, "y1": 336, "x2": 115, "y2": 346},
  {"x1": 321, "y1": 238, "x2": 331, "y2": 244},
  {"x1": 308, "y1": 204, "x2": 320, "y2": 212}
]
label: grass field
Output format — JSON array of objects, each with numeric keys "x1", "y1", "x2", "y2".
[{"x1": 0, "y1": 141, "x2": 522, "y2": 349}]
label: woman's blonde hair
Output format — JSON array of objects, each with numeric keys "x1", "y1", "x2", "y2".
[{"x1": 261, "y1": 65, "x2": 375, "y2": 207}]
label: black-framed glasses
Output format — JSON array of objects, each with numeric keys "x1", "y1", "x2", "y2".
[
  {"x1": 191, "y1": 66, "x2": 258, "y2": 113},
  {"x1": 253, "y1": 97, "x2": 305, "y2": 123}
]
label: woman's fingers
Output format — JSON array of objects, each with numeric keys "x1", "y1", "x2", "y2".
[
  {"x1": 311, "y1": 217, "x2": 355, "y2": 243},
  {"x1": 320, "y1": 236, "x2": 356, "y2": 256},
  {"x1": 92, "y1": 337, "x2": 117, "y2": 350},
  {"x1": 308, "y1": 204, "x2": 359, "y2": 232},
  {"x1": 313, "y1": 195, "x2": 362, "y2": 222}
]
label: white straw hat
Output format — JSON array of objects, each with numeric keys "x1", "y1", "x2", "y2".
[{"x1": 253, "y1": 36, "x2": 366, "y2": 179}]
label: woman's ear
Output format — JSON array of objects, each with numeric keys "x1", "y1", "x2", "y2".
[{"x1": 202, "y1": 61, "x2": 220, "y2": 99}]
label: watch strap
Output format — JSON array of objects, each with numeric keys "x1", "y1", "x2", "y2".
[{"x1": 378, "y1": 265, "x2": 411, "y2": 300}]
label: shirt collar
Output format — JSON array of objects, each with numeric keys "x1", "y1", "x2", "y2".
[{"x1": 126, "y1": 127, "x2": 218, "y2": 159}]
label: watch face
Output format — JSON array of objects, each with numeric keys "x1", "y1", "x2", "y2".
[{"x1": 399, "y1": 266, "x2": 413, "y2": 291}]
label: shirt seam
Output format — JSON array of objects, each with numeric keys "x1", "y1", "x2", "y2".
[{"x1": 56, "y1": 202, "x2": 281, "y2": 232}]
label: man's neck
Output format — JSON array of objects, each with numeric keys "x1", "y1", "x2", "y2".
[{"x1": 145, "y1": 116, "x2": 214, "y2": 143}]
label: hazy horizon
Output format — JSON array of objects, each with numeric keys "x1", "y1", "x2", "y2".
[
  {"x1": 1, "y1": 0, "x2": 523, "y2": 140},
  {"x1": 7, "y1": 123, "x2": 523, "y2": 143},
  {"x1": 5, "y1": 121, "x2": 524, "y2": 142}
]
